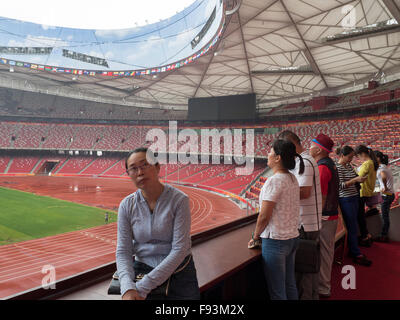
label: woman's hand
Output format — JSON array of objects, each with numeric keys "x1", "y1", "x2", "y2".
[
  {"x1": 248, "y1": 234, "x2": 261, "y2": 249},
  {"x1": 248, "y1": 238, "x2": 256, "y2": 248},
  {"x1": 122, "y1": 289, "x2": 145, "y2": 300}
]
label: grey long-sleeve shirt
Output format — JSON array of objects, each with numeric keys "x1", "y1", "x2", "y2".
[{"x1": 116, "y1": 184, "x2": 192, "y2": 298}]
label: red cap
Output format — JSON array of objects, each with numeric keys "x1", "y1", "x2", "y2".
[{"x1": 312, "y1": 134, "x2": 334, "y2": 153}]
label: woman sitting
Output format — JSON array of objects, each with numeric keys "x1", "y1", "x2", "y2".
[{"x1": 116, "y1": 147, "x2": 200, "y2": 300}]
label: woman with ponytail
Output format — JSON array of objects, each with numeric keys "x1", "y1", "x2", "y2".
[
  {"x1": 248, "y1": 139, "x2": 304, "y2": 300},
  {"x1": 336, "y1": 146, "x2": 371, "y2": 266},
  {"x1": 355, "y1": 145, "x2": 378, "y2": 246}
]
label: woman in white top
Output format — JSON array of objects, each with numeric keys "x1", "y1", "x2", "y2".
[
  {"x1": 374, "y1": 151, "x2": 395, "y2": 242},
  {"x1": 248, "y1": 139, "x2": 304, "y2": 300}
]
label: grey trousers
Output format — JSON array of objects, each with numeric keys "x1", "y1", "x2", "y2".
[
  {"x1": 319, "y1": 219, "x2": 338, "y2": 296},
  {"x1": 296, "y1": 229, "x2": 320, "y2": 300}
]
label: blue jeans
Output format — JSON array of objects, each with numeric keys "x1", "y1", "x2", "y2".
[
  {"x1": 339, "y1": 196, "x2": 361, "y2": 257},
  {"x1": 381, "y1": 194, "x2": 395, "y2": 236},
  {"x1": 261, "y1": 237, "x2": 299, "y2": 300}
]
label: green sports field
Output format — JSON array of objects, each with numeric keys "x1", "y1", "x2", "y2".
[{"x1": 0, "y1": 187, "x2": 117, "y2": 246}]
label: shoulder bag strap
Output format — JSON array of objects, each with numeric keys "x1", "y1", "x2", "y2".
[{"x1": 303, "y1": 157, "x2": 320, "y2": 232}]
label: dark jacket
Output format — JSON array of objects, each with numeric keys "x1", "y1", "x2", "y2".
[{"x1": 318, "y1": 157, "x2": 339, "y2": 217}]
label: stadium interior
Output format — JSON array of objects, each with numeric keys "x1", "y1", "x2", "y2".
[{"x1": 0, "y1": 0, "x2": 400, "y2": 301}]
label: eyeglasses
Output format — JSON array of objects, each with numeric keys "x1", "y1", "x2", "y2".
[{"x1": 126, "y1": 162, "x2": 151, "y2": 175}]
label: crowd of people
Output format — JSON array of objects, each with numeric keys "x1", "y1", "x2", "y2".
[
  {"x1": 115, "y1": 134, "x2": 395, "y2": 300},
  {"x1": 249, "y1": 131, "x2": 395, "y2": 300}
]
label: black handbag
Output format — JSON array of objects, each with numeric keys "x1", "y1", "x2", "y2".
[
  {"x1": 108, "y1": 262, "x2": 169, "y2": 296},
  {"x1": 354, "y1": 182, "x2": 361, "y2": 193},
  {"x1": 108, "y1": 255, "x2": 192, "y2": 296},
  {"x1": 295, "y1": 158, "x2": 321, "y2": 274},
  {"x1": 295, "y1": 232, "x2": 320, "y2": 273}
]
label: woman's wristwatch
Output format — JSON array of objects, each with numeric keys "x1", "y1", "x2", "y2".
[{"x1": 249, "y1": 232, "x2": 262, "y2": 249}]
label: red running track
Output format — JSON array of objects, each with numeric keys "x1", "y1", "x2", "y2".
[{"x1": 0, "y1": 176, "x2": 247, "y2": 299}]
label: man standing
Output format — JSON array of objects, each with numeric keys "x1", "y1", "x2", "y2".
[
  {"x1": 310, "y1": 134, "x2": 339, "y2": 299},
  {"x1": 278, "y1": 130, "x2": 322, "y2": 300},
  {"x1": 105, "y1": 212, "x2": 109, "y2": 224}
]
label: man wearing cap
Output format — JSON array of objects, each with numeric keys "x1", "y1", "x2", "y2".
[{"x1": 310, "y1": 134, "x2": 339, "y2": 299}]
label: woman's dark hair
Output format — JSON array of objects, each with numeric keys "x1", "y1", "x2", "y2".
[
  {"x1": 272, "y1": 139, "x2": 305, "y2": 174},
  {"x1": 125, "y1": 147, "x2": 158, "y2": 170},
  {"x1": 355, "y1": 145, "x2": 379, "y2": 170},
  {"x1": 277, "y1": 130, "x2": 301, "y2": 145},
  {"x1": 336, "y1": 145, "x2": 354, "y2": 156},
  {"x1": 374, "y1": 150, "x2": 389, "y2": 165}
]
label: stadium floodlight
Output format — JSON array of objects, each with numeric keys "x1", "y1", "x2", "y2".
[
  {"x1": 321, "y1": 19, "x2": 400, "y2": 43},
  {"x1": 62, "y1": 49, "x2": 109, "y2": 68},
  {"x1": 0, "y1": 47, "x2": 53, "y2": 55}
]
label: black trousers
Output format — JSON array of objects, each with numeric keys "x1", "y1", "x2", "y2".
[
  {"x1": 357, "y1": 197, "x2": 369, "y2": 239},
  {"x1": 134, "y1": 255, "x2": 200, "y2": 300}
]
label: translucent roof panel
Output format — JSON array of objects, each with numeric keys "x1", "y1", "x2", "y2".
[
  {"x1": 1, "y1": 0, "x2": 196, "y2": 30},
  {"x1": 0, "y1": 0, "x2": 223, "y2": 70}
]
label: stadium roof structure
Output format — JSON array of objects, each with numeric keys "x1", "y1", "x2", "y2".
[{"x1": 1, "y1": 0, "x2": 400, "y2": 111}]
